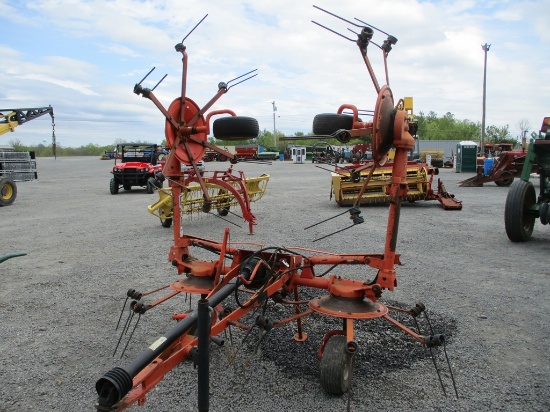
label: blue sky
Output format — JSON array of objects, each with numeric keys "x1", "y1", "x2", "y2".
[{"x1": 2, "y1": 0, "x2": 549, "y2": 147}]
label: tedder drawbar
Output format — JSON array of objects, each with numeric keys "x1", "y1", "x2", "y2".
[{"x1": 96, "y1": 8, "x2": 457, "y2": 411}]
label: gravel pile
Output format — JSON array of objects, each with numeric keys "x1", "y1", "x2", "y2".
[{"x1": 1, "y1": 156, "x2": 549, "y2": 411}]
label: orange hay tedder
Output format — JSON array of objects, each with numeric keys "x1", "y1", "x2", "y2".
[{"x1": 95, "y1": 8, "x2": 457, "y2": 411}]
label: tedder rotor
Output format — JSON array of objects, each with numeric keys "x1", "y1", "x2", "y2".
[{"x1": 96, "y1": 9, "x2": 457, "y2": 411}]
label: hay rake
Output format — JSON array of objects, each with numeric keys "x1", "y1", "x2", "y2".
[
  {"x1": 96, "y1": 8, "x2": 457, "y2": 412},
  {"x1": 148, "y1": 167, "x2": 270, "y2": 233}
]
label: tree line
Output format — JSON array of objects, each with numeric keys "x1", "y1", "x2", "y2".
[{"x1": 6, "y1": 111, "x2": 523, "y2": 156}]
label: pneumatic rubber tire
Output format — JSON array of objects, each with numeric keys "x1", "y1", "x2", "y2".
[
  {"x1": 160, "y1": 218, "x2": 173, "y2": 228},
  {"x1": 110, "y1": 178, "x2": 119, "y2": 195},
  {"x1": 213, "y1": 116, "x2": 259, "y2": 140},
  {"x1": 495, "y1": 171, "x2": 514, "y2": 187},
  {"x1": 505, "y1": 180, "x2": 536, "y2": 242},
  {"x1": 539, "y1": 202, "x2": 549, "y2": 225},
  {"x1": 319, "y1": 335, "x2": 354, "y2": 395},
  {"x1": 146, "y1": 177, "x2": 156, "y2": 194},
  {"x1": 312, "y1": 114, "x2": 355, "y2": 143},
  {"x1": 0, "y1": 177, "x2": 17, "y2": 206}
]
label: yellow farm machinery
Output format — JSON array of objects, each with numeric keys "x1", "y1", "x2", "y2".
[
  {"x1": 148, "y1": 167, "x2": 269, "y2": 233},
  {"x1": 331, "y1": 162, "x2": 462, "y2": 210},
  {"x1": 0, "y1": 106, "x2": 54, "y2": 206}
]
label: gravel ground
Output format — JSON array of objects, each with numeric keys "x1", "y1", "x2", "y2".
[{"x1": 1, "y1": 156, "x2": 549, "y2": 412}]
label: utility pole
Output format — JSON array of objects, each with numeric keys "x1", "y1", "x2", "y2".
[
  {"x1": 272, "y1": 101, "x2": 277, "y2": 148},
  {"x1": 481, "y1": 43, "x2": 491, "y2": 157}
]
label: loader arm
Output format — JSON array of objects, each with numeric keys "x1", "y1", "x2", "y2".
[{"x1": 0, "y1": 106, "x2": 54, "y2": 136}]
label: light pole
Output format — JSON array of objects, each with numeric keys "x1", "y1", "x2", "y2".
[
  {"x1": 481, "y1": 43, "x2": 490, "y2": 157},
  {"x1": 272, "y1": 101, "x2": 277, "y2": 148}
]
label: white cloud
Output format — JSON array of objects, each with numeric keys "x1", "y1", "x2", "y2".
[{"x1": 2, "y1": 0, "x2": 549, "y2": 146}]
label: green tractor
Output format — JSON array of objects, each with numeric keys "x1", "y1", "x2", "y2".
[{"x1": 505, "y1": 117, "x2": 550, "y2": 242}]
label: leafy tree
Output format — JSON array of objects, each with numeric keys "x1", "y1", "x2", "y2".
[
  {"x1": 485, "y1": 125, "x2": 514, "y2": 144},
  {"x1": 416, "y1": 111, "x2": 481, "y2": 141}
]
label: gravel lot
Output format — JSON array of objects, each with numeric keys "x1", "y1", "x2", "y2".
[{"x1": 1, "y1": 156, "x2": 549, "y2": 412}]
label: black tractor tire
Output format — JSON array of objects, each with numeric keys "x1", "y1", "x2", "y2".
[
  {"x1": 505, "y1": 180, "x2": 536, "y2": 242},
  {"x1": 312, "y1": 114, "x2": 354, "y2": 136},
  {"x1": 0, "y1": 177, "x2": 17, "y2": 206},
  {"x1": 495, "y1": 172, "x2": 514, "y2": 187},
  {"x1": 110, "y1": 178, "x2": 119, "y2": 195},
  {"x1": 160, "y1": 218, "x2": 173, "y2": 228},
  {"x1": 319, "y1": 335, "x2": 355, "y2": 395},
  {"x1": 213, "y1": 116, "x2": 259, "y2": 141}
]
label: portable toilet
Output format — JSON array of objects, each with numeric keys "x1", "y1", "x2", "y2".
[
  {"x1": 456, "y1": 141, "x2": 478, "y2": 173},
  {"x1": 291, "y1": 146, "x2": 306, "y2": 164}
]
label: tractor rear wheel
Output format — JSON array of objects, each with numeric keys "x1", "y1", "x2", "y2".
[
  {"x1": 505, "y1": 180, "x2": 536, "y2": 242},
  {"x1": 212, "y1": 116, "x2": 259, "y2": 140},
  {"x1": 110, "y1": 178, "x2": 119, "y2": 195},
  {"x1": 0, "y1": 177, "x2": 17, "y2": 206},
  {"x1": 319, "y1": 335, "x2": 355, "y2": 395}
]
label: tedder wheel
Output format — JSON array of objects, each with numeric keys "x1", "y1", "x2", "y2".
[
  {"x1": 217, "y1": 206, "x2": 230, "y2": 216},
  {"x1": 319, "y1": 335, "x2": 355, "y2": 395},
  {"x1": 0, "y1": 177, "x2": 17, "y2": 206},
  {"x1": 495, "y1": 171, "x2": 514, "y2": 187},
  {"x1": 110, "y1": 178, "x2": 119, "y2": 195},
  {"x1": 539, "y1": 202, "x2": 549, "y2": 225},
  {"x1": 212, "y1": 116, "x2": 259, "y2": 140},
  {"x1": 505, "y1": 180, "x2": 536, "y2": 242},
  {"x1": 312, "y1": 114, "x2": 354, "y2": 137},
  {"x1": 160, "y1": 217, "x2": 173, "y2": 228}
]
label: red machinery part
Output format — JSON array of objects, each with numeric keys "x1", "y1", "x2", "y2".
[
  {"x1": 164, "y1": 97, "x2": 207, "y2": 164},
  {"x1": 372, "y1": 85, "x2": 395, "y2": 166}
]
